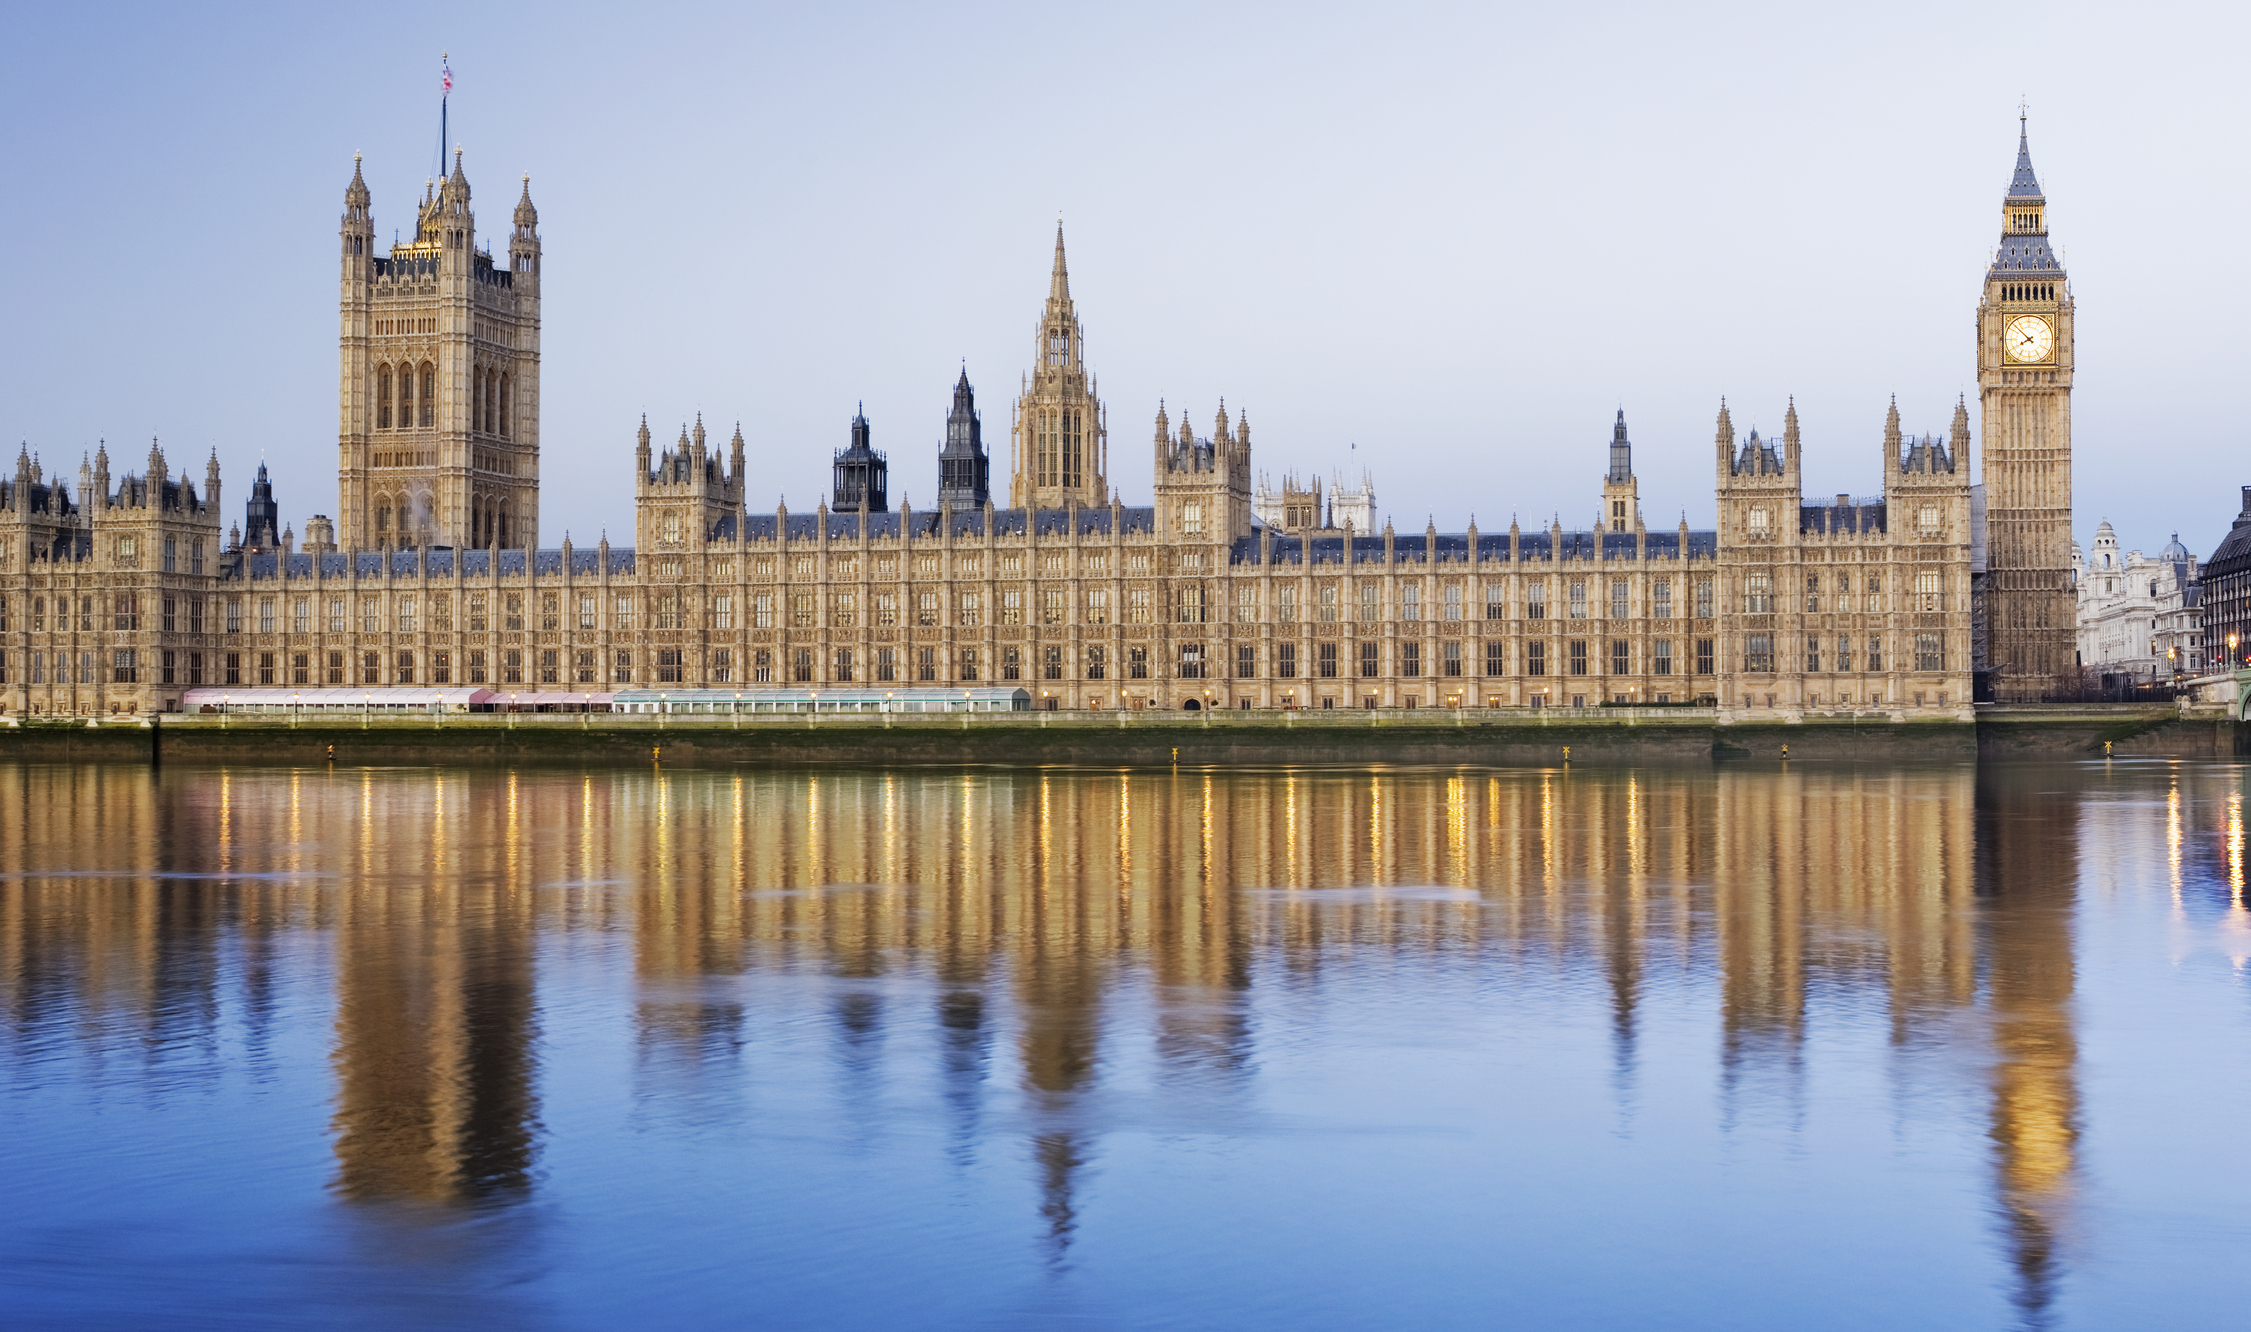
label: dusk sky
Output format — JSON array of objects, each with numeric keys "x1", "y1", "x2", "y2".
[{"x1": 2, "y1": 2, "x2": 2242, "y2": 557}]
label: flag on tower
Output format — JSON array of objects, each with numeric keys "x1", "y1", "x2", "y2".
[{"x1": 442, "y1": 55, "x2": 453, "y2": 95}]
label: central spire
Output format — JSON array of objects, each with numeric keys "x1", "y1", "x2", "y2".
[
  {"x1": 1049, "y1": 221, "x2": 1071, "y2": 307},
  {"x1": 1011, "y1": 221, "x2": 1106, "y2": 509}
]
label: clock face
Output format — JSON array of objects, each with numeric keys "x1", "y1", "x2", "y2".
[{"x1": 2003, "y1": 314, "x2": 2054, "y2": 363}]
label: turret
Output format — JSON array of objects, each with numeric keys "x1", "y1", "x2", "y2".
[
  {"x1": 341, "y1": 154, "x2": 374, "y2": 276},
  {"x1": 833, "y1": 404, "x2": 888, "y2": 513},
  {"x1": 510, "y1": 175, "x2": 541, "y2": 290},
  {"x1": 1882, "y1": 395, "x2": 1903, "y2": 472},
  {"x1": 245, "y1": 461, "x2": 280, "y2": 549},
  {"x1": 436, "y1": 147, "x2": 474, "y2": 275},
  {"x1": 1714, "y1": 400, "x2": 1735, "y2": 479},
  {"x1": 1602, "y1": 409, "x2": 1639, "y2": 532},
  {"x1": 936, "y1": 368, "x2": 990, "y2": 514}
]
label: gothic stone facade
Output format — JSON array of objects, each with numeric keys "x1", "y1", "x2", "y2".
[
  {"x1": 337, "y1": 152, "x2": 543, "y2": 554},
  {"x1": 6, "y1": 138, "x2": 2060, "y2": 722}
]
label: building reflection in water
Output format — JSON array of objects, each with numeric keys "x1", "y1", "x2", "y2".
[
  {"x1": 22, "y1": 758, "x2": 2250, "y2": 1306},
  {"x1": 329, "y1": 769, "x2": 542, "y2": 1204},
  {"x1": 1976, "y1": 766, "x2": 2080, "y2": 1330}
]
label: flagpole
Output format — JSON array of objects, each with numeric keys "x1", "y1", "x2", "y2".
[{"x1": 440, "y1": 51, "x2": 449, "y2": 170}]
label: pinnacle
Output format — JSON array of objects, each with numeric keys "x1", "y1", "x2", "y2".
[{"x1": 1049, "y1": 221, "x2": 1071, "y2": 305}]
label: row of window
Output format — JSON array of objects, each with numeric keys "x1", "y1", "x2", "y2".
[
  {"x1": 0, "y1": 632, "x2": 1952, "y2": 693},
  {"x1": 1742, "y1": 571, "x2": 1940, "y2": 613},
  {"x1": 372, "y1": 362, "x2": 513, "y2": 436},
  {"x1": 10, "y1": 594, "x2": 157, "y2": 632},
  {"x1": 93, "y1": 535, "x2": 207, "y2": 573},
  {"x1": 1031, "y1": 404, "x2": 1087, "y2": 491},
  {"x1": 11, "y1": 650, "x2": 137, "y2": 685},
  {"x1": 1738, "y1": 633, "x2": 1943, "y2": 674},
  {"x1": 0, "y1": 582, "x2": 1956, "y2": 658}
]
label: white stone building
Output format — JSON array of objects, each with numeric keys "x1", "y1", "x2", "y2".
[{"x1": 2073, "y1": 522, "x2": 2204, "y2": 683}]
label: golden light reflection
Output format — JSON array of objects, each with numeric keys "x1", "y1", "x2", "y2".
[
  {"x1": 2170, "y1": 775, "x2": 2184, "y2": 909},
  {"x1": 2228, "y1": 789, "x2": 2244, "y2": 913},
  {"x1": 0, "y1": 759, "x2": 2144, "y2": 1288}
]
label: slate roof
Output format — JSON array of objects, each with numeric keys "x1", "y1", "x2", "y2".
[
  {"x1": 1991, "y1": 234, "x2": 2060, "y2": 274},
  {"x1": 226, "y1": 545, "x2": 638, "y2": 580},
  {"x1": 1799, "y1": 502, "x2": 1887, "y2": 536},
  {"x1": 734, "y1": 506, "x2": 1151, "y2": 543},
  {"x1": 1225, "y1": 528, "x2": 1718, "y2": 565},
  {"x1": 2007, "y1": 131, "x2": 2043, "y2": 200}
]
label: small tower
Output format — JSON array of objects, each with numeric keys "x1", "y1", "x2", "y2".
[
  {"x1": 1602, "y1": 409, "x2": 1640, "y2": 532},
  {"x1": 1152, "y1": 400, "x2": 1253, "y2": 543},
  {"x1": 244, "y1": 462, "x2": 281, "y2": 550},
  {"x1": 636, "y1": 414, "x2": 735, "y2": 551},
  {"x1": 833, "y1": 405, "x2": 888, "y2": 513},
  {"x1": 935, "y1": 369, "x2": 989, "y2": 513}
]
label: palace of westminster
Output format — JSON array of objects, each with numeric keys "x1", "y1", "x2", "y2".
[{"x1": 0, "y1": 124, "x2": 2080, "y2": 719}]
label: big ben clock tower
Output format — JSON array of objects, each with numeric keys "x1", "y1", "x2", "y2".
[{"x1": 1977, "y1": 117, "x2": 2075, "y2": 701}]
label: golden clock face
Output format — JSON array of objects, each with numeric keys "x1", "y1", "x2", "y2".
[{"x1": 2003, "y1": 314, "x2": 2054, "y2": 363}]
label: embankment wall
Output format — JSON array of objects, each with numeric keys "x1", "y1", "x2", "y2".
[{"x1": 1, "y1": 707, "x2": 2234, "y2": 769}]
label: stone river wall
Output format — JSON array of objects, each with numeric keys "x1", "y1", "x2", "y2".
[{"x1": 6, "y1": 705, "x2": 2236, "y2": 768}]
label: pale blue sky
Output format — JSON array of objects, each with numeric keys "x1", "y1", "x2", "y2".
[{"x1": 2, "y1": 2, "x2": 2243, "y2": 557}]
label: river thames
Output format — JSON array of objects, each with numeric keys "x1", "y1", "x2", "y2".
[{"x1": 0, "y1": 759, "x2": 2245, "y2": 1329}]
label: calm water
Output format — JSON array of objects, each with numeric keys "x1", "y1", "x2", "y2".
[{"x1": 1, "y1": 759, "x2": 2246, "y2": 1330}]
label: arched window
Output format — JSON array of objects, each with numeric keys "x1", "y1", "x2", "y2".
[
  {"x1": 498, "y1": 374, "x2": 510, "y2": 437},
  {"x1": 376, "y1": 502, "x2": 391, "y2": 538},
  {"x1": 419, "y1": 364, "x2": 436, "y2": 428},
  {"x1": 377, "y1": 366, "x2": 393, "y2": 429},
  {"x1": 471, "y1": 369, "x2": 484, "y2": 434},
  {"x1": 498, "y1": 503, "x2": 511, "y2": 550},
  {"x1": 397, "y1": 364, "x2": 412, "y2": 429}
]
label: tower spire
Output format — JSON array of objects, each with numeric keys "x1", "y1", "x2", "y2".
[
  {"x1": 2008, "y1": 115, "x2": 2042, "y2": 201},
  {"x1": 1049, "y1": 219, "x2": 1070, "y2": 306}
]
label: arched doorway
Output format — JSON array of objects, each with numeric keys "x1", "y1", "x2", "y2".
[{"x1": 1183, "y1": 698, "x2": 1201, "y2": 711}]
